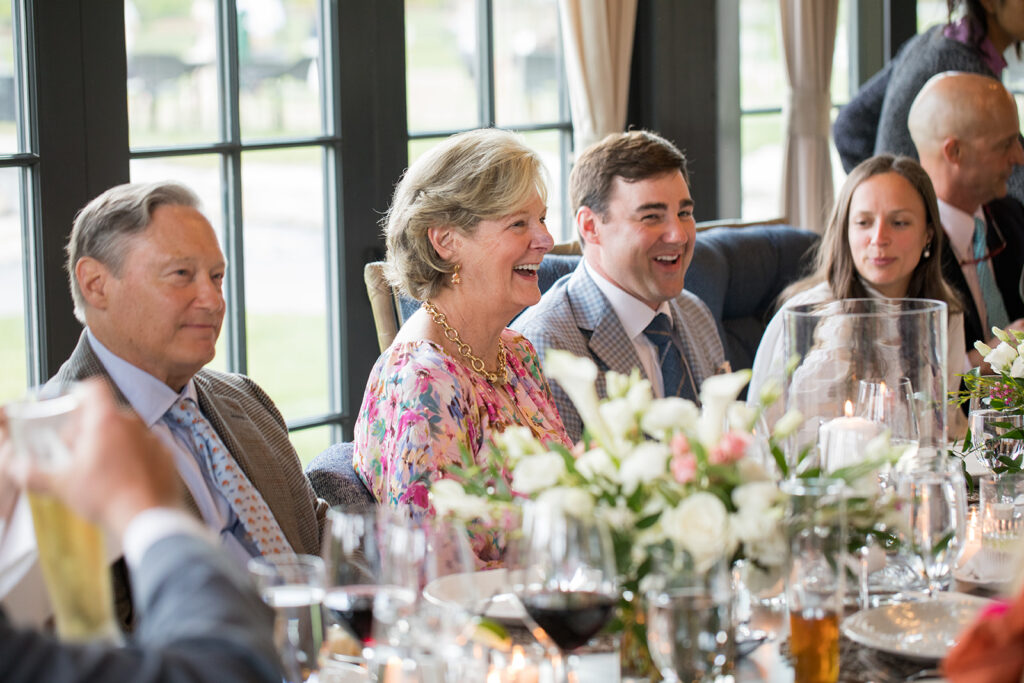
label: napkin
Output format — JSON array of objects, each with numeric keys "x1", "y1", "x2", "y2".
[{"x1": 942, "y1": 588, "x2": 1024, "y2": 683}]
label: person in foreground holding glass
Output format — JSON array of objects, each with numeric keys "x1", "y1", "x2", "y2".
[
  {"x1": 353, "y1": 128, "x2": 572, "y2": 564},
  {"x1": 748, "y1": 154, "x2": 965, "y2": 424},
  {"x1": 0, "y1": 379, "x2": 282, "y2": 683}
]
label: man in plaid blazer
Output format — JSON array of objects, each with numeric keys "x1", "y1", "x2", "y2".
[
  {"x1": 513, "y1": 131, "x2": 725, "y2": 443},
  {"x1": 48, "y1": 181, "x2": 328, "y2": 630}
]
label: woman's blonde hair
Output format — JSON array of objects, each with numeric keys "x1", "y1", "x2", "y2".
[
  {"x1": 779, "y1": 154, "x2": 960, "y2": 312},
  {"x1": 383, "y1": 128, "x2": 547, "y2": 300}
]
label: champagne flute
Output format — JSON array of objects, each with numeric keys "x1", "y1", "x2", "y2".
[
  {"x1": 899, "y1": 464, "x2": 967, "y2": 596},
  {"x1": 511, "y1": 502, "x2": 618, "y2": 683}
]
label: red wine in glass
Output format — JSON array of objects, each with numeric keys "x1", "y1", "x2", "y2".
[
  {"x1": 521, "y1": 590, "x2": 616, "y2": 651},
  {"x1": 324, "y1": 585, "x2": 378, "y2": 643}
]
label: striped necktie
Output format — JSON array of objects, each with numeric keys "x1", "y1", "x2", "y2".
[
  {"x1": 166, "y1": 397, "x2": 294, "y2": 557},
  {"x1": 974, "y1": 216, "x2": 1010, "y2": 331},
  {"x1": 643, "y1": 312, "x2": 695, "y2": 401}
]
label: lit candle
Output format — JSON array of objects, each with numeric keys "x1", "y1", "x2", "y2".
[
  {"x1": 487, "y1": 646, "x2": 540, "y2": 683},
  {"x1": 818, "y1": 400, "x2": 882, "y2": 472}
]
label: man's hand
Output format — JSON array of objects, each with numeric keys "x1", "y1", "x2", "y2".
[{"x1": 6, "y1": 380, "x2": 181, "y2": 539}]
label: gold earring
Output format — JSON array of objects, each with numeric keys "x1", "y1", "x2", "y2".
[{"x1": 451, "y1": 263, "x2": 462, "y2": 285}]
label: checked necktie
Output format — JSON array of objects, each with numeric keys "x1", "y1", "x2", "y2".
[
  {"x1": 643, "y1": 312, "x2": 696, "y2": 401},
  {"x1": 974, "y1": 217, "x2": 1010, "y2": 332},
  {"x1": 166, "y1": 398, "x2": 294, "y2": 557}
]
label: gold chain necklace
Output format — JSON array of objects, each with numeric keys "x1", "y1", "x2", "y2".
[{"x1": 423, "y1": 301, "x2": 509, "y2": 385}]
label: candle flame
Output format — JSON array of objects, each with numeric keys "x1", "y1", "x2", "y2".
[{"x1": 844, "y1": 399, "x2": 854, "y2": 417}]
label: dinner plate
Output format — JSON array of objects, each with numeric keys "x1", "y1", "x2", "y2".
[
  {"x1": 954, "y1": 550, "x2": 1011, "y2": 593},
  {"x1": 422, "y1": 568, "x2": 527, "y2": 620},
  {"x1": 841, "y1": 592, "x2": 991, "y2": 662}
]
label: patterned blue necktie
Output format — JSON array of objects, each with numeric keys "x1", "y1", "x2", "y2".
[
  {"x1": 643, "y1": 313, "x2": 695, "y2": 400},
  {"x1": 974, "y1": 216, "x2": 1010, "y2": 331},
  {"x1": 166, "y1": 398, "x2": 294, "y2": 557}
]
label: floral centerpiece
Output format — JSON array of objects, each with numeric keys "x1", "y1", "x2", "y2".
[
  {"x1": 430, "y1": 350, "x2": 897, "y2": 676},
  {"x1": 952, "y1": 326, "x2": 1024, "y2": 480}
]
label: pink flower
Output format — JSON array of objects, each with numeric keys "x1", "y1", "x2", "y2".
[
  {"x1": 709, "y1": 431, "x2": 751, "y2": 465},
  {"x1": 670, "y1": 433, "x2": 691, "y2": 458},
  {"x1": 671, "y1": 452, "x2": 697, "y2": 484}
]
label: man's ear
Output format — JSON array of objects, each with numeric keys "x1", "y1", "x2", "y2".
[
  {"x1": 427, "y1": 225, "x2": 460, "y2": 262},
  {"x1": 577, "y1": 206, "x2": 601, "y2": 247},
  {"x1": 941, "y1": 136, "x2": 961, "y2": 166},
  {"x1": 75, "y1": 257, "x2": 112, "y2": 311}
]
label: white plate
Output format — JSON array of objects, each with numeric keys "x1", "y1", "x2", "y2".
[
  {"x1": 954, "y1": 550, "x2": 1011, "y2": 592},
  {"x1": 422, "y1": 568, "x2": 526, "y2": 620},
  {"x1": 841, "y1": 592, "x2": 991, "y2": 662}
]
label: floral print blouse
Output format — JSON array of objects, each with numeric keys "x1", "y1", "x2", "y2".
[{"x1": 353, "y1": 328, "x2": 571, "y2": 562}]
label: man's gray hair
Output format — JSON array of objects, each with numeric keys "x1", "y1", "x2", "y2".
[{"x1": 66, "y1": 181, "x2": 201, "y2": 322}]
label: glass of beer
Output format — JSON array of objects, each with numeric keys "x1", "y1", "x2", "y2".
[
  {"x1": 4, "y1": 385, "x2": 119, "y2": 642},
  {"x1": 782, "y1": 478, "x2": 847, "y2": 683}
]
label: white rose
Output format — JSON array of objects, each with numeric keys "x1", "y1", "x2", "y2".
[
  {"x1": 600, "y1": 500, "x2": 636, "y2": 531},
  {"x1": 732, "y1": 481, "x2": 782, "y2": 517},
  {"x1": 986, "y1": 341, "x2": 1017, "y2": 374},
  {"x1": 1012, "y1": 355, "x2": 1024, "y2": 379},
  {"x1": 430, "y1": 479, "x2": 491, "y2": 520},
  {"x1": 698, "y1": 371, "x2": 752, "y2": 446},
  {"x1": 661, "y1": 492, "x2": 736, "y2": 571},
  {"x1": 737, "y1": 457, "x2": 772, "y2": 482},
  {"x1": 741, "y1": 528, "x2": 787, "y2": 568},
  {"x1": 512, "y1": 452, "x2": 566, "y2": 494},
  {"x1": 619, "y1": 442, "x2": 671, "y2": 494},
  {"x1": 640, "y1": 397, "x2": 699, "y2": 437},
  {"x1": 536, "y1": 486, "x2": 595, "y2": 518},
  {"x1": 576, "y1": 447, "x2": 619, "y2": 482}
]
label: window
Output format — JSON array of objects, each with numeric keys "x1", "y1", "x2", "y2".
[
  {"x1": 0, "y1": 1, "x2": 35, "y2": 404},
  {"x1": 737, "y1": 0, "x2": 851, "y2": 220},
  {"x1": 404, "y1": 0, "x2": 573, "y2": 241},
  {"x1": 126, "y1": 0, "x2": 343, "y2": 463}
]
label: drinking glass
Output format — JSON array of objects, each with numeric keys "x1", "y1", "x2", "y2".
[
  {"x1": 782, "y1": 478, "x2": 846, "y2": 683},
  {"x1": 321, "y1": 507, "x2": 385, "y2": 657},
  {"x1": 979, "y1": 474, "x2": 1024, "y2": 582},
  {"x1": 856, "y1": 377, "x2": 920, "y2": 458},
  {"x1": 898, "y1": 463, "x2": 967, "y2": 596},
  {"x1": 249, "y1": 553, "x2": 328, "y2": 682},
  {"x1": 645, "y1": 550, "x2": 735, "y2": 683},
  {"x1": 4, "y1": 385, "x2": 120, "y2": 643},
  {"x1": 783, "y1": 299, "x2": 947, "y2": 472},
  {"x1": 511, "y1": 502, "x2": 618, "y2": 683},
  {"x1": 966, "y1": 409, "x2": 1024, "y2": 478}
]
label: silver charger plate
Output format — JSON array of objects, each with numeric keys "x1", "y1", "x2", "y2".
[{"x1": 841, "y1": 592, "x2": 991, "y2": 662}]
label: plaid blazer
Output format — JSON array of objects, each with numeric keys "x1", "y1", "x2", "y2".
[
  {"x1": 512, "y1": 264, "x2": 725, "y2": 443},
  {"x1": 52, "y1": 331, "x2": 329, "y2": 629}
]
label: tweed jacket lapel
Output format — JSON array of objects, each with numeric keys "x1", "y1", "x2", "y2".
[
  {"x1": 192, "y1": 375, "x2": 305, "y2": 554},
  {"x1": 565, "y1": 266, "x2": 646, "y2": 385}
]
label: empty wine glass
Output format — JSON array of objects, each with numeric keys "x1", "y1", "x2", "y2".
[
  {"x1": 856, "y1": 377, "x2": 919, "y2": 460},
  {"x1": 898, "y1": 463, "x2": 967, "y2": 596},
  {"x1": 967, "y1": 409, "x2": 1024, "y2": 479},
  {"x1": 511, "y1": 502, "x2": 618, "y2": 683}
]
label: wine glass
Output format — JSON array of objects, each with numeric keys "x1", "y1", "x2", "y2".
[
  {"x1": 898, "y1": 463, "x2": 968, "y2": 596},
  {"x1": 511, "y1": 502, "x2": 618, "y2": 683},
  {"x1": 856, "y1": 377, "x2": 919, "y2": 458},
  {"x1": 248, "y1": 554, "x2": 328, "y2": 683},
  {"x1": 321, "y1": 507, "x2": 386, "y2": 659},
  {"x1": 967, "y1": 409, "x2": 1024, "y2": 479}
]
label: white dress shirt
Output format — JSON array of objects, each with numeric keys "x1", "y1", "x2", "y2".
[
  {"x1": 938, "y1": 198, "x2": 987, "y2": 331},
  {"x1": 583, "y1": 261, "x2": 675, "y2": 397},
  {"x1": 86, "y1": 329, "x2": 257, "y2": 566}
]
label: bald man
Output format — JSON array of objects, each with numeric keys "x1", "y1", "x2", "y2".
[{"x1": 908, "y1": 71, "x2": 1024, "y2": 365}]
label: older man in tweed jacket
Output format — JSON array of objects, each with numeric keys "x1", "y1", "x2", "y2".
[
  {"x1": 51, "y1": 181, "x2": 328, "y2": 629},
  {"x1": 513, "y1": 131, "x2": 725, "y2": 443}
]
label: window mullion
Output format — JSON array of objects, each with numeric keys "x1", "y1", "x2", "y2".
[
  {"x1": 476, "y1": 0, "x2": 494, "y2": 127},
  {"x1": 217, "y1": 0, "x2": 247, "y2": 375}
]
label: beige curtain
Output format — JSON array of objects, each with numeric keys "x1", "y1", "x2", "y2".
[
  {"x1": 779, "y1": 0, "x2": 839, "y2": 233},
  {"x1": 558, "y1": 0, "x2": 638, "y2": 153}
]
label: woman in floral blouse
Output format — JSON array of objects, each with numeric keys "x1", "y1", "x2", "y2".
[{"x1": 353, "y1": 128, "x2": 571, "y2": 563}]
